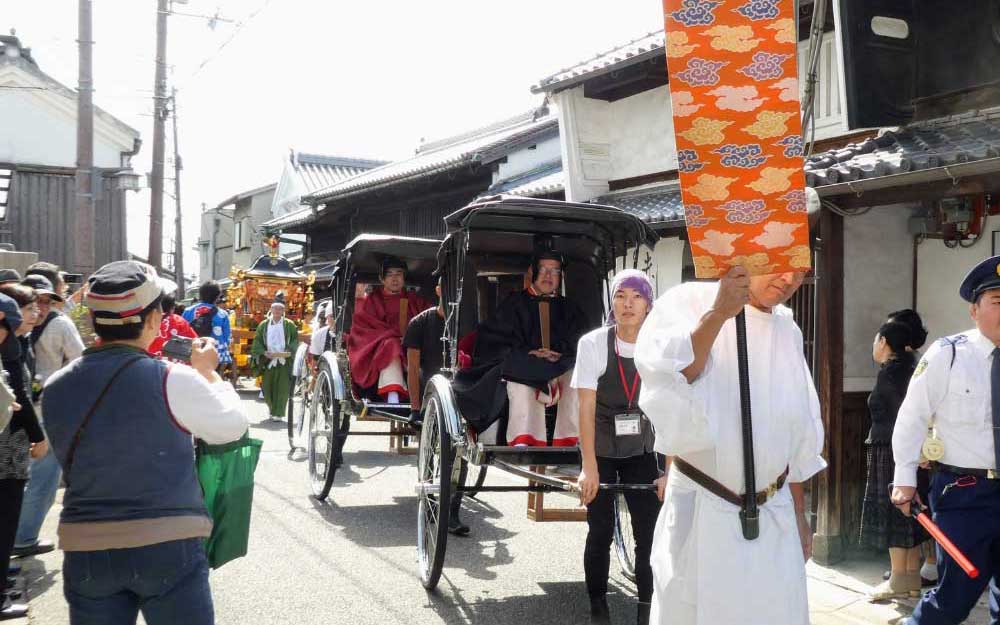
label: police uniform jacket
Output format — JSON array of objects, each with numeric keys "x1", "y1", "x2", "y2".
[{"x1": 892, "y1": 330, "x2": 998, "y2": 488}]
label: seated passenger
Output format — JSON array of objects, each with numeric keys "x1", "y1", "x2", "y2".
[
  {"x1": 346, "y1": 257, "x2": 430, "y2": 403},
  {"x1": 456, "y1": 246, "x2": 588, "y2": 447}
]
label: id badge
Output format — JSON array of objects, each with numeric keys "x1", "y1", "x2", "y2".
[{"x1": 614, "y1": 413, "x2": 642, "y2": 437}]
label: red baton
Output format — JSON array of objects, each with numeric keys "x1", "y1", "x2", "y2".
[{"x1": 912, "y1": 501, "x2": 979, "y2": 579}]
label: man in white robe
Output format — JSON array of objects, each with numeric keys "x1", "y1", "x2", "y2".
[{"x1": 635, "y1": 266, "x2": 827, "y2": 625}]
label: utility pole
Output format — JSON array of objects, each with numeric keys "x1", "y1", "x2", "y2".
[
  {"x1": 148, "y1": 0, "x2": 169, "y2": 270},
  {"x1": 75, "y1": 0, "x2": 95, "y2": 275},
  {"x1": 171, "y1": 87, "x2": 185, "y2": 298}
]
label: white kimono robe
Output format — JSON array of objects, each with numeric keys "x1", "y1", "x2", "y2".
[{"x1": 635, "y1": 282, "x2": 826, "y2": 625}]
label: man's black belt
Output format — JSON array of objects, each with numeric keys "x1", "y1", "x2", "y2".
[
  {"x1": 674, "y1": 457, "x2": 789, "y2": 508},
  {"x1": 933, "y1": 462, "x2": 1000, "y2": 479}
]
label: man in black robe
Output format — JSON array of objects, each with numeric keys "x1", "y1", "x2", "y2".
[{"x1": 455, "y1": 249, "x2": 588, "y2": 446}]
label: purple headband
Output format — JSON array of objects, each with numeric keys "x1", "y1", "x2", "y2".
[{"x1": 607, "y1": 269, "x2": 654, "y2": 326}]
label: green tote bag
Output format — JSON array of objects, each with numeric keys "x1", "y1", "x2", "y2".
[{"x1": 196, "y1": 435, "x2": 263, "y2": 569}]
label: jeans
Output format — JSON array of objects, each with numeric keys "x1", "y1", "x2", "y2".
[
  {"x1": 14, "y1": 447, "x2": 61, "y2": 548},
  {"x1": 584, "y1": 453, "x2": 660, "y2": 603},
  {"x1": 63, "y1": 538, "x2": 214, "y2": 625}
]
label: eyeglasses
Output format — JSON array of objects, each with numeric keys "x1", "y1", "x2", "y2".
[{"x1": 537, "y1": 267, "x2": 562, "y2": 277}]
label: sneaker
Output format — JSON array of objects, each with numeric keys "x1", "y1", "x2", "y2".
[
  {"x1": 12, "y1": 540, "x2": 54, "y2": 558},
  {"x1": 0, "y1": 595, "x2": 27, "y2": 620}
]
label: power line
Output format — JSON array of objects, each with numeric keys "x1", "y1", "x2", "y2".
[{"x1": 182, "y1": 0, "x2": 275, "y2": 85}]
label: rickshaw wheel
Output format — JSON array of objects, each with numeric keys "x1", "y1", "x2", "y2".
[
  {"x1": 613, "y1": 492, "x2": 637, "y2": 583},
  {"x1": 308, "y1": 364, "x2": 348, "y2": 500},
  {"x1": 287, "y1": 371, "x2": 310, "y2": 451},
  {"x1": 416, "y1": 390, "x2": 453, "y2": 590},
  {"x1": 465, "y1": 465, "x2": 489, "y2": 499}
]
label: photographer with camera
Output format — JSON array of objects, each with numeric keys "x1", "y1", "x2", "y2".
[{"x1": 43, "y1": 261, "x2": 247, "y2": 625}]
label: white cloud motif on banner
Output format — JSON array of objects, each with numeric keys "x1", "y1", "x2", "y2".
[
  {"x1": 771, "y1": 77, "x2": 799, "y2": 102},
  {"x1": 707, "y1": 85, "x2": 765, "y2": 112},
  {"x1": 694, "y1": 230, "x2": 742, "y2": 256},
  {"x1": 671, "y1": 91, "x2": 704, "y2": 117},
  {"x1": 752, "y1": 221, "x2": 803, "y2": 249}
]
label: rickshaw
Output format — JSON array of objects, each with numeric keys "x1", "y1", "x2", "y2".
[
  {"x1": 306, "y1": 234, "x2": 442, "y2": 499},
  {"x1": 411, "y1": 195, "x2": 660, "y2": 590},
  {"x1": 224, "y1": 239, "x2": 315, "y2": 412}
]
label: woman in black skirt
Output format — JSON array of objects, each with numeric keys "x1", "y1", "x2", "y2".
[{"x1": 861, "y1": 316, "x2": 928, "y2": 600}]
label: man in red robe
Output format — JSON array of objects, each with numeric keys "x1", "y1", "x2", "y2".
[{"x1": 347, "y1": 257, "x2": 430, "y2": 402}]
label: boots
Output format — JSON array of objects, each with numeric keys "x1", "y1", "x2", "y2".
[
  {"x1": 637, "y1": 601, "x2": 651, "y2": 625},
  {"x1": 589, "y1": 596, "x2": 611, "y2": 624}
]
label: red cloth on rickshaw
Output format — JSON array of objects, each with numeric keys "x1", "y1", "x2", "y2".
[{"x1": 346, "y1": 287, "x2": 430, "y2": 390}]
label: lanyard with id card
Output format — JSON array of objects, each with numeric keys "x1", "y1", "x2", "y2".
[{"x1": 615, "y1": 338, "x2": 643, "y2": 437}]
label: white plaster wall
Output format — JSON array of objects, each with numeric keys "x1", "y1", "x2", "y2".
[
  {"x1": 493, "y1": 135, "x2": 561, "y2": 184},
  {"x1": 842, "y1": 205, "x2": 915, "y2": 392},
  {"x1": 608, "y1": 87, "x2": 678, "y2": 181},
  {"x1": 915, "y1": 216, "x2": 1000, "y2": 341},
  {"x1": 0, "y1": 64, "x2": 137, "y2": 169},
  {"x1": 0, "y1": 91, "x2": 125, "y2": 168},
  {"x1": 555, "y1": 87, "x2": 611, "y2": 203}
]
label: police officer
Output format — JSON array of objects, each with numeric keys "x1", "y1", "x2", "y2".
[{"x1": 891, "y1": 254, "x2": 1000, "y2": 624}]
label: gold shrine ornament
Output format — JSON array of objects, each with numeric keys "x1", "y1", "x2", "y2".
[{"x1": 921, "y1": 434, "x2": 945, "y2": 462}]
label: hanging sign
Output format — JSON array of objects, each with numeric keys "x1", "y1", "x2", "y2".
[{"x1": 662, "y1": 0, "x2": 811, "y2": 278}]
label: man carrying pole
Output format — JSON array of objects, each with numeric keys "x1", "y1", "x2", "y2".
[{"x1": 637, "y1": 1, "x2": 827, "y2": 622}]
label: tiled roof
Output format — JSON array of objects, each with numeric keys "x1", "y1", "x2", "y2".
[
  {"x1": 291, "y1": 152, "x2": 387, "y2": 194},
  {"x1": 303, "y1": 111, "x2": 557, "y2": 204},
  {"x1": 596, "y1": 184, "x2": 685, "y2": 226},
  {"x1": 264, "y1": 110, "x2": 558, "y2": 231},
  {"x1": 481, "y1": 161, "x2": 564, "y2": 198},
  {"x1": 805, "y1": 112, "x2": 1000, "y2": 190},
  {"x1": 532, "y1": 31, "x2": 665, "y2": 94}
]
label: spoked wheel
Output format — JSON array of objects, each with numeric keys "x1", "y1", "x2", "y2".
[
  {"x1": 287, "y1": 372, "x2": 310, "y2": 451},
  {"x1": 308, "y1": 365, "x2": 348, "y2": 500},
  {"x1": 416, "y1": 392, "x2": 453, "y2": 590},
  {"x1": 612, "y1": 492, "x2": 637, "y2": 583},
  {"x1": 464, "y1": 465, "x2": 489, "y2": 499}
]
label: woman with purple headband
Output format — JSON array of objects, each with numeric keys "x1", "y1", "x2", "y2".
[{"x1": 571, "y1": 269, "x2": 666, "y2": 625}]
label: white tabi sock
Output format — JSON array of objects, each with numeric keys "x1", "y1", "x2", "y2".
[{"x1": 388, "y1": 391, "x2": 400, "y2": 404}]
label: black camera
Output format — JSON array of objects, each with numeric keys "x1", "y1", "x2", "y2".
[
  {"x1": 161, "y1": 336, "x2": 194, "y2": 363},
  {"x1": 62, "y1": 273, "x2": 84, "y2": 285}
]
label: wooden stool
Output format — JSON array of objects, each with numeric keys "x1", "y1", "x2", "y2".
[{"x1": 527, "y1": 465, "x2": 587, "y2": 522}]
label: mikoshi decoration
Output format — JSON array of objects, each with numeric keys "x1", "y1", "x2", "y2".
[{"x1": 663, "y1": 0, "x2": 810, "y2": 278}]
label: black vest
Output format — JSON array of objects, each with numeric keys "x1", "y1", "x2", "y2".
[{"x1": 594, "y1": 328, "x2": 655, "y2": 458}]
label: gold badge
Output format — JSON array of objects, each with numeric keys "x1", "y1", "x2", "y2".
[
  {"x1": 914, "y1": 359, "x2": 928, "y2": 378},
  {"x1": 922, "y1": 435, "x2": 945, "y2": 462}
]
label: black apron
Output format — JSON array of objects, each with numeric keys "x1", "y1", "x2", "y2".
[{"x1": 594, "y1": 328, "x2": 654, "y2": 458}]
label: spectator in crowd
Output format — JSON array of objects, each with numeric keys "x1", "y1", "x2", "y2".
[
  {"x1": 0, "y1": 271, "x2": 21, "y2": 288},
  {"x1": 11, "y1": 274, "x2": 83, "y2": 560},
  {"x1": 148, "y1": 292, "x2": 197, "y2": 358},
  {"x1": 0, "y1": 284, "x2": 43, "y2": 621},
  {"x1": 861, "y1": 316, "x2": 929, "y2": 601},
  {"x1": 43, "y1": 261, "x2": 247, "y2": 625},
  {"x1": 25, "y1": 263, "x2": 68, "y2": 304},
  {"x1": 883, "y1": 309, "x2": 938, "y2": 584},
  {"x1": 182, "y1": 281, "x2": 233, "y2": 369}
]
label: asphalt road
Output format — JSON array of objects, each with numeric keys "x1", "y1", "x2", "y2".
[{"x1": 19, "y1": 389, "x2": 639, "y2": 625}]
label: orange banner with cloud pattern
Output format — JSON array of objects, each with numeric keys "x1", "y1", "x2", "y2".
[{"x1": 662, "y1": 0, "x2": 810, "y2": 278}]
